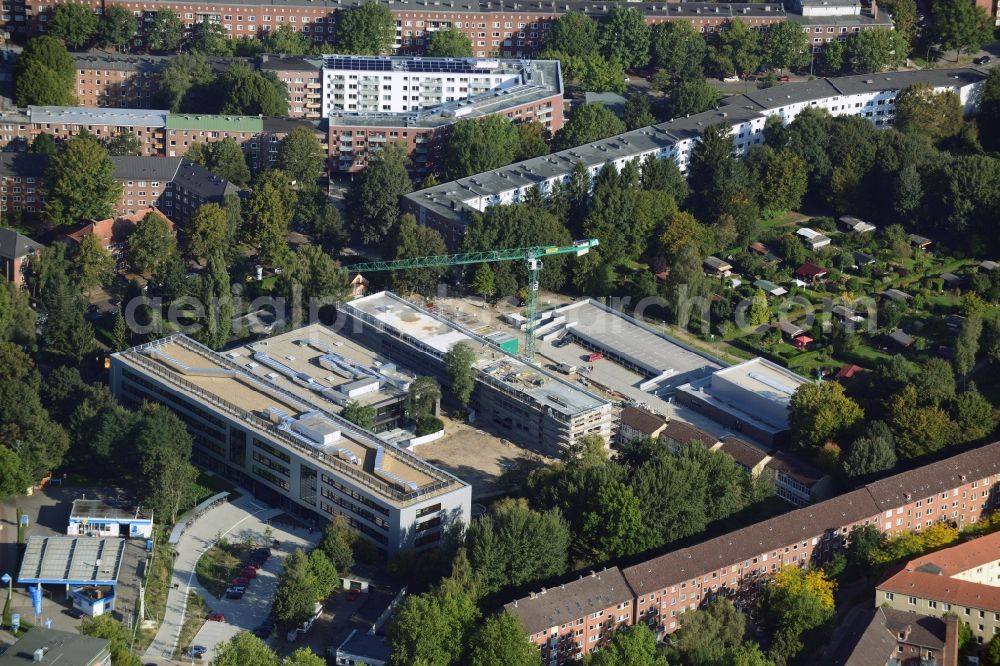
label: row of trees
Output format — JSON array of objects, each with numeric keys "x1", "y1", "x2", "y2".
[{"x1": 211, "y1": 632, "x2": 326, "y2": 666}]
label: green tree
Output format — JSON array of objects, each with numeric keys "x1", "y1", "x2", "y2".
[
  {"x1": 442, "y1": 115, "x2": 522, "y2": 181},
  {"x1": 274, "y1": 549, "x2": 318, "y2": 627},
  {"x1": 650, "y1": 21, "x2": 705, "y2": 80},
  {"x1": 280, "y1": 244, "x2": 349, "y2": 320},
  {"x1": 189, "y1": 17, "x2": 232, "y2": 56},
  {"x1": 71, "y1": 234, "x2": 116, "y2": 292},
  {"x1": 342, "y1": 400, "x2": 377, "y2": 430},
  {"x1": 276, "y1": 126, "x2": 326, "y2": 185},
  {"x1": 43, "y1": 135, "x2": 122, "y2": 226},
  {"x1": 405, "y1": 376, "x2": 441, "y2": 421},
  {"x1": 663, "y1": 78, "x2": 720, "y2": 119},
  {"x1": 263, "y1": 24, "x2": 312, "y2": 55},
  {"x1": 47, "y1": 3, "x2": 98, "y2": 48},
  {"x1": 757, "y1": 567, "x2": 835, "y2": 663},
  {"x1": 894, "y1": 84, "x2": 962, "y2": 141},
  {"x1": 932, "y1": 0, "x2": 994, "y2": 55},
  {"x1": 672, "y1": 598, "x2": 745, "y2": 665},
  {"x1": 1, "y1": 279, "x2": 36, "y2": 351},
  {"x1": 762, "y1": 21, "x2": 810, "y2": 71},
  {"x1": 336, "y1": 1, "x2": 396, "y2": 54},
  {"x1": 688, "y1": 123, "x2": 758, "y2": 239},
  {"x1": 147, "y1": 9, "x2": 183, "y2": 52},
  {"x1": 111, "y1": 310, "x2": 128, "y2": 352},
  {"x1": 845, "y1": 29, "x2": 907, "y2": 73},
  {"x1": 443, "y1": 342, "x2": 476, "y2": 409},
  {"x1": 15, "y1": 36, "x2": 74, "y2": 106},
  {"x1": 914, "y1": 357, "x2": 956, "y2": 406},
  {"x1": 97, "y1": 5, "x2": 138, "y2": 48},
  {"x1": 296, "y1": 186, "x2": 346, "y2": 253},
  {"x1": 789, "y1": 381, "x2": 864, "y2": 449},
  {"x1": 195, "y1": 249, "x2": 233, "y2": 349},
  {"x1": 983, "y1": 634, "x2": 1000, "y2": 666},
  {"x1": 622, "y1": 94, "x2": 656, "y2": 131},
  {"x1": 186, "y1": 203, "x2": 231, "y2": 262},
  {"x1": 748, "y1": 288, "x2": 771, "y2": 327},
  {"x1": 586, "y1": 624, "x2": 667, "y2": 666},
  {"x1": 978, "y1": 68, "x2": 1000, "y2": 152},
  {"x1": 37, "y1": 247, "x2": 95, "y2": 363},
  {"x1": 388, "y1": 584, "x2": 479, "y2": 666},
  {"x1": 306, "y1": 549, "x2": 339, "y2": 600},
  {"x1": 211, "y1": 632, "x2": 279, "y2": 666},
  {"x1": 554, "y1": 103, "x2": 626, "y2": 151},
  {"x1": 466, "y1": 498, "x2": 570, "y2": 597},
  {"x1": 549, "y1": 52, "x2": 627, "y2": 94},
  {"x1": 581, "y1": 480, "x2": 654, "y2": 560},
  {"x1": 888, "y1": 385, "x2": 961, "y2": 458},
  {"x1": 748, "y1": 146, "x2": 808, "y2": 212},
  {"x1": 136, "y1": 405, "x2": 197, "y2": 523},
  {"x1": 955, "y1": 314, "x2": 983, "y2": 376},
  {"x1": 954, "y1": 386, "x2": 997, "y2": 442},
  {"x1": 79, "y1": 615, "x2": 140, "y2": 666},
  {"x1": 727, "y1": 643, "x2": 775, "y2": 666},
  {"x1": 842, "y1": 434, "x2": 896, "y2": 477},
  {"x1": 707, "y1": 18, "x2": 762, "y2": 78},
  {"x1": 427, "y1": 27, "x2": 473, "y2": 56},
  {"x1": 105, "y1": 131, "x2": 143, "y2": 157},
  {"x1": 30, "y1": 133, "x2": 59, "y2": 155},
  {"x1": 391, "y1": 213, "x2": 447, "y2": 295},
  {"x1": 128, "y1": 211, "x2": 177, "y2": 275},
  {"x1": 222, "y1": 65, "x2": 288, "y2": 116},
  {"x1": 244, "y1": 169, "x2": 295, "y2": 266},
  {"x1": 196, "y1": 138, "x2": 252, "y2": 186},
  {"x1": 542, "y1": 11, "x2": 598, "y2": 56},
  {"x1": 468, "y1": 611, "x2": 542, "y2": 666},
  {"x1": 599, "y1": 7, "x2": 650, "y2": 69},
  {"x1": 0, "y1": 447, "x2": 30, "y2": 501},
  {"x1": 662, "y1": 243, "x2": 709, "y2": 330},
  {"x1": 319, "y1": 514, "x2": 355, "y2": 573},
  {"x1": 282, "y1": 648, "x2": 325, "y2": 666},
  {"x1": 347, "y1": 142, "x2": 411, "y2": 244},
  {"x1": 159, "y1": 52, "x2": 214, "y2": 112},
  {"x1": 471, "y1": 263, "x2": 497, "y2": 302},
  {"x1": 820, "y1": 38, "x2": 846, "y2": 74}
]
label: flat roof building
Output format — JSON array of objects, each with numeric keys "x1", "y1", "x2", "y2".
[
  {"x1": 18, "y1": 536, "x2": 125, "y2": 587},
  {"x1": 68, "y1": 500, "x2": 154, "y2": 539},
  {"x1": 110, "y1": 333, "x2": 470, "y2": 555},
  {"x1": 0, "y1": 628, "x2": 111, "y2": 666},
  {"x1": 676, "y1": 358, "x2": 810, "y2": 446},
  {"x1": 338, "y1": 292, "x2": 616, "y2": 453}
]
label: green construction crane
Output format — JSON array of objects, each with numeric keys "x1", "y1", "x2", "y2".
[{"x1": 348, "y1": 238, "x2": 600, "y2": 361}]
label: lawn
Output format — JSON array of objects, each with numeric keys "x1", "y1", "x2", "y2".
[
  {"x1": 135, "y1": 529, "x2": 175, "y2": 653},
  {"x1": 195, "y1": 542, "x2": 254, "y2": 600},
  {"x1": 173, "y1": 591, "x2": 209, "y2": 660}
]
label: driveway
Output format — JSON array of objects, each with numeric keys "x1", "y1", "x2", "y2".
[{"x1": 143, "y1": 495, "x2": 318, "y2": 663}]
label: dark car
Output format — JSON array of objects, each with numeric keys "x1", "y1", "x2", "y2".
[{"x1": 974, "y1": 55, "x2": 991, "y2": 65}]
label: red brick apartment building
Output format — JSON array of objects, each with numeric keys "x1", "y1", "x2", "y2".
[
  {"x1": 506, "y1": 440, "x2": 1000, "y2": 664},
  {"x1": 11, "y1": 0, "x2": 896, "y2": 56}
]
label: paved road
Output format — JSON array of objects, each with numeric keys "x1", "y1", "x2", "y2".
[{"x1": 142, "y1": 494, "x2": 318, "y2": 662}]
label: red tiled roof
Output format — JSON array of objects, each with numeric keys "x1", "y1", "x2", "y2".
[
  {"x1": 879, "y1": 570, "x2": 1000, "y2": 612},
  {"x1": 903, "y1": 531, "x2": 1000, "y2": 578},
  {"x1": 795, "y1": 262, "x2": 828, "y2": 278},
  {"x1": 66, "y1": 209, "x2": 175, "y2": 249},
  {"x1": 837, "y1": 364, "x2": 864, "y2": 379}
]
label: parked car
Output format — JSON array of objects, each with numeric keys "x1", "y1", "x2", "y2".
[
  {"x1": 346, "y1": 589, "x2": 362, "y2": 602},
  {"x1": 225, "y1": 588, "x2": 245, "y2": 599},
  {"x1": 206, "y1": 613, "x2": 226, "y2": 622},
  {"x1": 778, "y1": 75, "x2": 790, "y2": 82},
  {"x1": 231, "y1": 577, "x2": 250, "y2": 587},
  {"x1": 238, "y1": 567, "x2": 257, "y2": 579},
  {"x1": 974, "y1": 55, "x2": 991, "y2": 65},
  {"x1": 185, "y1": 645, "x2": 207, "y2": 657}
]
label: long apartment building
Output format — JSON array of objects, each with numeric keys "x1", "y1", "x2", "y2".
[
  {"x1": 505, "y1": 440, "x2": 1000, "y2": 664},
  {"x1": 336, "y1": 291, "x2": 617, "y2": 453},
  {"x1": 0, "y1": 153, "x2": 237, "y2": 223},
  {"x1": 325, "y1": 55, "x2": 562, "y2": 173},
  {"x1": 12, "y1": 0, "x2": 896, "y2": 58},
  {"x1": 110, "y1": 332, "x2": 471, "y2": 555},
  {"x1": 404, "y1": 67, "x2": 986, "y2": 249}
]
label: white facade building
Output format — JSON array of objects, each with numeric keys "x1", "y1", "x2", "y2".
[{"x1": 321, "y1": 55, "x2": 527, "y2": 116}]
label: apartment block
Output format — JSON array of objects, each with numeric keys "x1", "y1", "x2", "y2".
[
  {"x1": 878, "y1": 531, "x2": 1000, "y2": 644},
  {"x1": 337, "y1": 292, "x2": 617, "y2": 454},
  {"x1": 72, "y1": 53, "x2": 169, "y2": 109},
  {"x1": 325, "y1": 55, "x2": 562, "y2": 174},
  {"x1": 110, "y1": 333, "x2": 471, "y2": 555},
  {"x1": 507, "y1": 439, "x2": 1000, "y2": 663},
  {"x1": 403, "y1": 68, "x2": 985, "y2": 248},
  {"x1": 259, "y1": 55, "x2": 324, "y2": 118}
]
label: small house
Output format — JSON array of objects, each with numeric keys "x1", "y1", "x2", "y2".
[
  {"x1": 853, "y1": 251, "x2": 876, "y2": 268},
  {"x1": 835, "y1": 364, "x2": 864, "y2": 380},
  {"x1": 777, "y1": 320, "x2": 805, "y2": 339},
  {"x1": 792, "y1": 334, "x2": 813, "y2": 350},
  {"x1": 703, "y1": 256, "x2": 733, "y2": 278},
  {"x1": 882, "y1": 288, "x2": 912, "y2": 303},
  {"x1": 940, "y1": 272, "x2": 962, "y2": 290},
  {"x1": 749, "y1": 241, "x2": 779, "y2": 261},
  {"x1": 944, "y1": 314, "x2": 965, "y2": 331},
  {"x1": 909, "y1": 234, "x2": 932, "y2": 252},
  {"x1": 754, "y1": 279, "x2": 787, "y2": 298},
  {"x1": 887, "y1": 329, "x2": 915, "y2": 350},
  {"x1": 0, "y1": 227, "x2": 43, "y2": 289},
  {"x1": 794, "y1": 262, "x2": 828, "y2": 284},
  {"x1": 617, "y1": 406, "x2": 668, "y2": 446},
  {"x1": 796, "y1": 227, "x2": 832, "y2": 250},
  {"x1": 832, "y1": 304, "x2": 865, "y2": 324},
  {"x1": 348, "y1": 273, "x2": 369, "y2": 299},
  {"x1": 979, "y1": 260, "x2": 998, "y2": 273},
  {"x1": 838, "y1": 216, "x2": 876, "y2": 234},
  {"x1": 67, "y1": 209, "x2": 176, "y2": 272}
]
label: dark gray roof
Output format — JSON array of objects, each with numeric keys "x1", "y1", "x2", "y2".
[
  {"x1": 828, "y1": 607, "x2": 945, "y2": 666},
  {"x1": 0, "y1": 227, "x2": 43, "y2": 261},
  {"x1": 336, "y1": 631, "x2": 391, "y2": 663},
  {"x1": 262, "y1": 117, "x2": 323, "y2": 134},
  {"x1": 112, "y1": 156, "x2": 182, "y2": 182},
  {"x1": 258, "y1": 55, "x2": 323, "y2": 72},
  {"x1": 171, "y1": 160, "x2": 240, "y2": 200},
  {"x1": 505, "y1": 568, "x2": 633, "y2": 635},
  {"x1": 71, "y1": 52, "x2": 170, "y2": 74},
  {"x1": 0, "y1": 153, "x2": 48, "y2": 178},
  {"x1": 0, "y1": 628, "x2": 110, "y2": 666},
  {"x1": 887, "y1": 329, "x2": 914, "y2": 346}
]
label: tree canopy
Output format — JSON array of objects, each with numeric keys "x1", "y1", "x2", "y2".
[
  {"x1": 15, "y1": 37, "x2": 75, "y2": 107},
  {"x1": 336, "y1": 2, "x2": 396, "y2": 54},
  {"x1": 427, "y1": 28, "x2": 473, "y2": 57},
  {"x1": 43, "y1": 135, "x2": 122, "y2": 226}
]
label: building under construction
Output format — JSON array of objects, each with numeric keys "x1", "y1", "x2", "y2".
[{"x1": 337, "y1": 292, "x2": 617, "y2": 453}]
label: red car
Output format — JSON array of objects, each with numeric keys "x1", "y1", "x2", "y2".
[
  {"x1": 231, "y1": 577, "x2": 250, "y2": 587},
  {"x1": 585, "y1": 352, "x2": 604, "y2": 362},
  {"x1": 239, "y1": 567, "x2": 257, "y2": 579},
  {"x1": 206, "y1": 613, "x2": 225, "y2": 622}
]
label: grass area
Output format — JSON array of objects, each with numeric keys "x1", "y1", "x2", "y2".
[
  {"x1": 173, "y1": 592, "x2": 209, "y2": 660},
  {"x1": 195, "y1": 542, "x2": 253, "y2": 600},
  {"x1": 135, "y1": 529, "x2": 175, "y2": 654}
]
